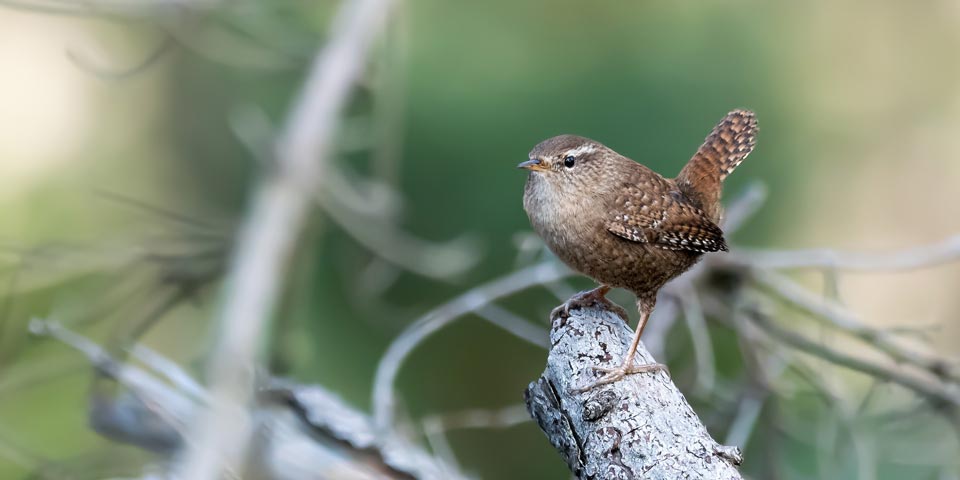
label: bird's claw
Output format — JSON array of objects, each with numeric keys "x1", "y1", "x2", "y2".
[
  {"x1": 551, "y1": 286, "x2": 629, "y2": 321},
  {"x1": 574, "y1": 362, "x2": 668, "y2": 393}
]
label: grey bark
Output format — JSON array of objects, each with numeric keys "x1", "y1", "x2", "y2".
[{"x1": 525, "y1": 305, "x2": 743, "y2": 480}]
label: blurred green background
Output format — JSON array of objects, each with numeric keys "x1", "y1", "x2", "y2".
[{"x1": 1, "y1": 0, "x2": 959, "y2": 478}]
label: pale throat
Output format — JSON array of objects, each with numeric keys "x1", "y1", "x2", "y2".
[{"x1": 525, "y1": 172, "x2": 601, "y2": 250}]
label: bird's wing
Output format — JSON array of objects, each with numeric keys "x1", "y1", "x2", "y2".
[{"x1": 605, "y1": 185, "x2": 728, "y2": 253}]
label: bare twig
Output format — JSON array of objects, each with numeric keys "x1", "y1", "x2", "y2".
[
  {"x1": 227, "y1": 91, "x2": 480, "y2": 281},
  {"x1": 678, "y1": 283, "x2": 716, "y2": 394},
  {"x1": 177, "y1": 0, "x2": 397, "y2": 477},
  {"x1": 724, "y1": 391, "x2": 767, "y2": 448},
  {"x1": 729, "y1": 234, "x2": 960, "y2": 272},
  {"x1": 745, "y1": 309, "x2": 960, "y2": 408},
  {"x1": 129, "y1": 344, "x2": 208, "y2": 402},
  {"x1": 640, "y1": 297, "x2": 678, "y2": 360},
  {"x1": 419, "y1": 403, "x2": 531, "y2": 476},
  {"x1": 372, "y1": 261, "x2": 569, "y2": 430},
  {"x1": 30, "y1": 319, "x2": 467, "y2": 479},
  {"x1": 720, "y1": 182, "x2": 768, "y2": 234},
  {"x1": 320, "y1": 193, "x2": 480, "y2": 280},
  {"x1": 66, "y1": 34, "x2": 175, "y2": 81},
  {"x1": 421, "y1": 403, "x2": 532, "y2": 435},
  {"x1": 29, "y1": 319, "x2": 193, "y2": 451},
  {"x1": 749, "y1": 269, "x2": 960, "y2": 382},
  {"x1": 475, "y1": 304, "x2": 550, "y2": 349}
]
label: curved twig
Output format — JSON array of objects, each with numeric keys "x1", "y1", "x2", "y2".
[
  {"x1": 372, "y1": 261, "x2": 569, "y2": 430},
  {"x1": 66, "y1": 33, "x2": 174, "y2": 80}
]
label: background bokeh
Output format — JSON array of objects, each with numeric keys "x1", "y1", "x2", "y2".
[{"x1": 1, "y1": 0, "x2": 959, "y2": 478}]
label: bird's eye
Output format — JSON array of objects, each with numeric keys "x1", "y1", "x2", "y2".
[{"x1": 563, "y1": 155, "x2": 576, "y2": 168}]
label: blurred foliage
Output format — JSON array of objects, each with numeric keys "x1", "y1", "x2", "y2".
[{"x1": 0, "y1": 0, "x2": 958, "y2": 478}]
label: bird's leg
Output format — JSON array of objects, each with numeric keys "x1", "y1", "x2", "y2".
[
  {"x1": 575, "y1": 308, "x2": 667, "y2": 392},
  {"x1": 551, "y1": 285, "x2": 629, "y2": 322}
]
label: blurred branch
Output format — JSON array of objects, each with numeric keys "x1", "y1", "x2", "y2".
[
  {"x1": 748, "y1": 269, "x2": 960, "y2": 383},
  {"x1": 372, "y1": 261, "x2": 569, "y2": 430},
  {"x1": 525, "y1": 304, "x2": 743, "y2": 479},
  {"x1": 0, "y1": 0, "x2": 181, "y2": 18},
  {"x1": 677, "y1": 282, "x2": 715, "y2": 394},
  {"x1": 228, "y1": 80, "x2": 481, "y2": 282},
  {"x1": 474, "y1": 304, "x2": 550, "y2": 349},
  {"x1": 742, "y1": 307, "x2": 960, "y2": 409},
  {"x1": 421, "y1": 404, "x2": 532, "y2": 435},
  {"x1": 1, "y1": 0, "x2": 303, "y2": 71},
  {"x1": 420, "y1": 403, "x2": 531, "y2": 476},
  {"x1": 66, "y1": 34, "x2": 174, "y2": 81},
  {"x1": 320, "y1": 192, "x2": 480, "y2": 280},
  {"x1": 178, "y1": 0, "x2": 397, "y2": 477},
  {"x1": 719, "y1": 182, "x2": 768, "y2": 234},
  {"x1": 28, "y1": 319, "x2": 467, "y2": 479},
  {"x1": 729, "y1": 234, "x2": 960, "y2": 272}
]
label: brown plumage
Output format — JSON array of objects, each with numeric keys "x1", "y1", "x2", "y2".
[{"x1": 519, "y1": 109, "x2": 758, "y2": 391}]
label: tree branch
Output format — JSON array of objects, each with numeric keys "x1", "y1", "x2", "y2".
[
  {"x1": 177, "y1": 0, "x2": 396, "y2": 478},
  {"x1": 727, "y1": 234, "x2": 960, "y2": 272},
  {"x1": 525, "y1": 304, "x2": 743, "y2": 479},
  {"x1": 29, "y1": 319, "x2": 466, "y2": 480}
]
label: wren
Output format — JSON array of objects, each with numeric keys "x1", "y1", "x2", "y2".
[{"x1": 519, "y1": 110, "x2": 758, "y2": 391}]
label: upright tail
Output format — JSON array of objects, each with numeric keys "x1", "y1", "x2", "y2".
[{"x1": 675, "y1": 109, "x2": 758, "y2": 223}]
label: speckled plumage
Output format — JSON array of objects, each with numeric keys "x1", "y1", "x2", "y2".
[{"x1": 522, "y1": 110, "x2": 757, "y2": 313}]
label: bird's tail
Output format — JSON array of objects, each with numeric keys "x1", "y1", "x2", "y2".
[{"x1": 675, "y1": 109, "x2": 758, "y2": 222}]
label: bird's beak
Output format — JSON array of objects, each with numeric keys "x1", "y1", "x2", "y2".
[{"x1": 517, "y1": 158, "x2": 546, "y2": 171}]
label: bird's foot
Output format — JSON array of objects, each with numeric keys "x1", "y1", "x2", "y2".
[
  {"x1": 574, "y1": 362, "x2": 668, "y2": 393},
  {"x1": 551, "y1": 286, "x2": 629, "y2": 321}
]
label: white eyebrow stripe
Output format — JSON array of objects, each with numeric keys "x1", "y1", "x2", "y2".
[{"x1": 563, "y1": 144, "x2": 597, "y2": 157}]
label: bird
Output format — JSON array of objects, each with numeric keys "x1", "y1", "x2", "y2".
[{"x1": 518, "y1": 109, "x2": 757, "y2": 392}]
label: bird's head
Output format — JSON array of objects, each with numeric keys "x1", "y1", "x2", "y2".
[{"x1": 519, "y1": 135, "x2": 616, "y2": 196}]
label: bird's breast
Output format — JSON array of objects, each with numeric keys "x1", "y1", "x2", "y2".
[{"x1": 523, "y1": 173, "x2": 607, "y2": 262}]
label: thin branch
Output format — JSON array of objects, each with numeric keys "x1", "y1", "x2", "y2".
[
  {"x1": 729, "y1": 234, "x2": 960, "y2": 272},
  {"x1": 641, "y1": 297, "x2": 679, "y2": 360},
  {"x1": 720, "y1": 182, "x2": 768, "y2": 234},
  {"x1": 724, "y1": 392, "x2": 766, "y2": 448},
  {"x1": 226, "y1": 85, "x2": 479, "y2": 281},
  {"x1": 784, "y1": 350, "x2": 878, "y2": 480},
  {"x1": 66, "y1": 33, "x2": 174, "y2": 80},
  {"x1": 31, "y1": 319, "x2": 467, "y2": 478},
  {"x1": 678, "y1": 283, "x2": 716, "y2": 394},
  {"x1": 475, "y1": 304, "x2": 550, "y2": 349},
  {"x1": 421, "y1": 403, "x2": 532, "y2": 434},
  {"x1": 745, "y1": 308, "x2": 960, "y2": 409},
  {"x1": 320, "y1": 192, "x2": 480, "y2": 280},
  {"x1": 176, "y1": 0, "x2": 396, "y2": 477},
  {"x1": 749, "y1": 269, "x2": 960, "y2": 382},
  {"x1": 420, "y1": 404, "x2": 531, "y2": 478},
  {"x1": 129, "y1": 344, "x2": 208, "y2": 402},
  {"x1": 372, "y1": 261, "x2": 569, "y2": 430}
]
